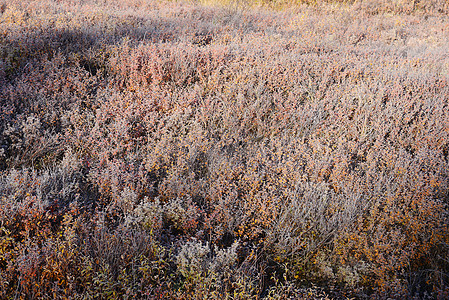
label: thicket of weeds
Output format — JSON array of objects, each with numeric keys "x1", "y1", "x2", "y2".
[{"x1": 1, "y1": 0, "x2": 448, "y2": 298}]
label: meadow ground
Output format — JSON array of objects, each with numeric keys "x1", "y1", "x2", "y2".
[{"x1": 1, "y1": 0, "x2": 449, "y2": 298}]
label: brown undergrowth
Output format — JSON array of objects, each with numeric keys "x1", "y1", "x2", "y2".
[{"x1": 1, "y1": 0, "x2": 448, "y2": 298}]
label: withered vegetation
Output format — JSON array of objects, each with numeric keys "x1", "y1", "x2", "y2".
[{"x1": 1, "y1": 0, "x2": 448, "y2": 298}]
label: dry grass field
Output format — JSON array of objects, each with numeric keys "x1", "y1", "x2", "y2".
[{"x1": 1, "y1": 0, "x2": 449, "y2": 298}]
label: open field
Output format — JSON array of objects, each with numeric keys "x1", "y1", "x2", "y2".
[{"x1": 1, "y1": 0, "x2": 449, "y2": 298}]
